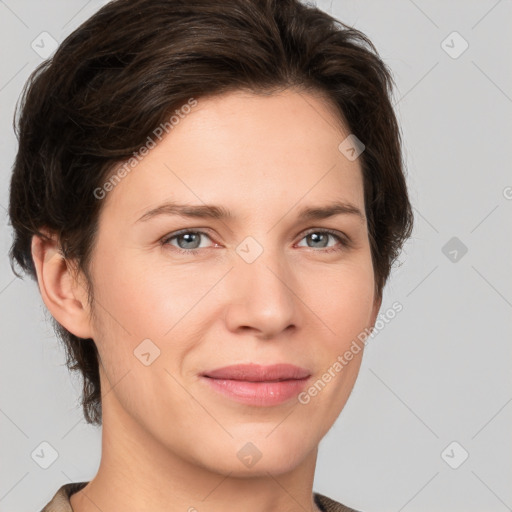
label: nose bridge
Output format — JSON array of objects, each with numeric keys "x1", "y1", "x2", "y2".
[{"x1": 225, "y1": 236, "x2": 298, "y2": 337}]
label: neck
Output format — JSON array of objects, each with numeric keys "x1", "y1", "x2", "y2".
[{"x1": 70, "y1": 391, "x2": 321, "y2": 512}]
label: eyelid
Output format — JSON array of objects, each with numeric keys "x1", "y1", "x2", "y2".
[
  {"x1": 161, "y1": 227, "x2": 215, "y2": 242},
  {"x1": 299, "y1": 227, "x2": 350, "y2": 243}
]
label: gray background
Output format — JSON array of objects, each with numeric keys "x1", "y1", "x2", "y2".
[{"x1": 1, "y1": 1, "x2": 511, "y2": 511}]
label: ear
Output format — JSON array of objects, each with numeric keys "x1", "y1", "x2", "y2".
[{"x1": 31, "y1": 230, "x2": 94, "y2": 340}]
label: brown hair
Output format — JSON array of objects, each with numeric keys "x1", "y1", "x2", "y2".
[{"x1": 8, "y1": 0, "x2": 413, "y2": 426}]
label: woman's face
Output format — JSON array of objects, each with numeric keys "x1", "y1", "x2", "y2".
[{"x1": 85, "y1": 88, "x2": 381, "y2": 475}]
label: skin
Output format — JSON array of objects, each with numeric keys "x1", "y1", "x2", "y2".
[{"x1": 32, "y1": 88, "x2": 381, "y2": 512}]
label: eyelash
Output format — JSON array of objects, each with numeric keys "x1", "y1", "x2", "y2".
[{"x1": 160, "y1": 228, "x2": 350, "y2": 256}]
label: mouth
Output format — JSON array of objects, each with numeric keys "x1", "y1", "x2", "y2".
[{"x1": 200, "y1": 363, "x2": 311, "y2": 406}]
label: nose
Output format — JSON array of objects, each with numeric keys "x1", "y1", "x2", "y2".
[{"x1": 223, "y1": 247, "x2": 298, "y2": 340}]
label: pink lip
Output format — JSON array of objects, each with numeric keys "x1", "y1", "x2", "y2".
[{"x1": 200, "y1": 364, "x2": 311, "y2": 406}]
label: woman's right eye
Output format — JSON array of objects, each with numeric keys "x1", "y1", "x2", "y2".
[{"x1": 161, "y1": 230, "x2": 217, "y2": 255}]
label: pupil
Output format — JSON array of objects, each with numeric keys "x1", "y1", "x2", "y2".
[
  {"x1": 309, "y1": 233, "x2": 327, "y2": 248},
  {"x1": 180, "y1": 233, "x2": 199, "y2": 249}
]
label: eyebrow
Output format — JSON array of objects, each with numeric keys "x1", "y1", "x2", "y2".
[{"x1": 135, "y1": 200, "x2": 365, "y2": 223}]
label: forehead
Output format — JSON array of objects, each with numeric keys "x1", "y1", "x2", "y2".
[{"x1": 98, "y1": 88, "x2": 364, "y2": 226}]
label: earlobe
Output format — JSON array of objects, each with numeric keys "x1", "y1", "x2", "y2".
[{"x1": 31, "y1": 231, "x2": 94, "y2": 340}]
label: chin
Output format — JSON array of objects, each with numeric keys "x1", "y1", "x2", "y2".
[{"x1": 193, "y1": 431, "x2": 316, "y2": 477}]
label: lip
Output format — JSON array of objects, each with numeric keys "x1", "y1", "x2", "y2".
[{"x1": 200, "y1": 364, "x2": 311, "y2": 406}]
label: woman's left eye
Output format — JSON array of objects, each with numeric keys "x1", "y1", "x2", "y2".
[
  {"x1": 161, "y1": 229, "x2": 348, "y2": 255},
  {"x1": 296, "y1": 229, "x2": 348, "y2": 252}
]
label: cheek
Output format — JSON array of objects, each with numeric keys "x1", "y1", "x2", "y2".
[
  {"x1": 294, "y1": 263, "x2": 374, "y2": 430},
  {"x1": 299, "y1": 258, "x2": 376, "y2": 346},
  {"x1": 88, "y1": 252, "x2": 224, "y2": 382},
  {"x1": 90, "y1": 249, "x2": 190, "y2": 337}
]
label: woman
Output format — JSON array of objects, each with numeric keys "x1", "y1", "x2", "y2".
[{"x1": 8, "y1": 0, "x2": 413, "y2": 510}]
